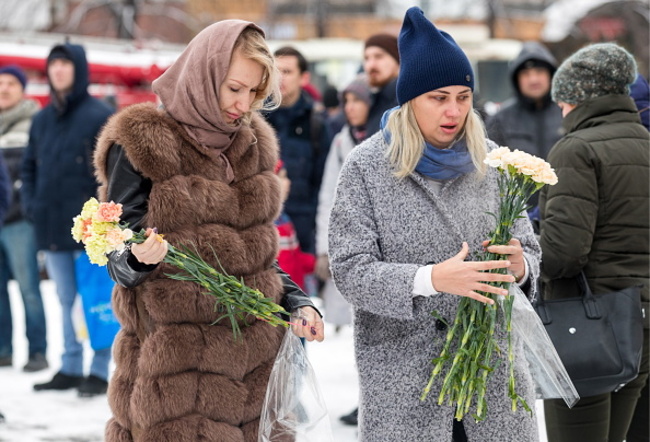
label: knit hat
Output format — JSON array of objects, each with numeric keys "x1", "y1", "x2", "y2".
[
  {"x1": 342, "y1": 76, "x2": 371, "y2": 107},
  {"x1": 364, "y1": 33, "x2": 400, "y2": 64},
  {"x1": 0, "y1": 64, "x2": 27, "y2": 89},
  {"x1": 552, "y1": 43, "x2": 637, "y2": 105},
  {"x1": 396, "y1": 7, "x2": 474, "y2": 105}
]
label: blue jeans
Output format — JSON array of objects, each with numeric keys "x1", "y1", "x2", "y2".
[
  {"x1": 0, "y1": 220, "x2": 47, "y2": 358},
  {"x1": 45, "y1": 250, "x2": 111, "y2": 380}
]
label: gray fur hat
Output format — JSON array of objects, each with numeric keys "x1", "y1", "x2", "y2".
[{"x1": 552, "y1": 43, "x2": 637, "y2": 105}]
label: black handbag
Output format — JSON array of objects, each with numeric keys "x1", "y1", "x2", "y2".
[{"x1": 534, "y1": 272, "x2": 644, "y2": 398}]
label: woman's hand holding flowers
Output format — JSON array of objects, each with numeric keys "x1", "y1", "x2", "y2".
[
  {"x1": 132, "y1": 228, "x2": 168, "y2": 265},
  {"x1": 483, "y1": 238, "x2": 526, "y2": 282},
  {"x1": 430, "y1": 241, "x2": 515, "y2": 305},
  {"x1": 291, "y1": 307, "x2": 325, "y2": 342},
  {"x1": 421, "y1": 147, "x2": 558, "y2": 421}
]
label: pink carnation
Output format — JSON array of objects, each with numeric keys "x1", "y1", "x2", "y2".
[
  {"x1": 105, "y1": 226, "x2": 129, "y2": 251},
  {"x1": 82, "y1": 219, "x2": 93, "y2": 241},
  {"x1": 95, "y1": 202, "x2": 123, "y2": 223}
]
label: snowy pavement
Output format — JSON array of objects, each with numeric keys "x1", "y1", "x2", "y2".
[{"x1": 0, "y1": 280, "x2": 547, "y2": 441}]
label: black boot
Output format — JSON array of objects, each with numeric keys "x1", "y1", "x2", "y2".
[
  {"x1": 34, "y1": 372, "x2": 84, "y2": 391},
  {"x1": 340, "y1": 407, "x2": 358, "y2": 426},
  {"x1": 23, "y1": 353, "x2": 49, "y2": 372},
  {"x1": 77, "y1": 375, "x2": 108, "y2": 398}
]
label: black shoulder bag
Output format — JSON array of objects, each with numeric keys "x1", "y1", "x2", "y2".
[{"x1": 534, "y1": 272, "x2": 644, "y2": 398}]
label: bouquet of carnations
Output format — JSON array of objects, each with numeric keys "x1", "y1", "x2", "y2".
[
  {"x1": 420, "y1": 147, "x2": 559, "y2": 421},
  {"x1": 71, "y1": 198, "x2": 290, "y2": 339}
]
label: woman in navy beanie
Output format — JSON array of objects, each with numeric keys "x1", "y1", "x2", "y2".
[{"x1": 328, "y1": 6, "x2": 540, "y2": 442}]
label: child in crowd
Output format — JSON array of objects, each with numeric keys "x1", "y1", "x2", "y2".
[{"x1": 274, "y1": 160, "x2": 316, "y2": 291}]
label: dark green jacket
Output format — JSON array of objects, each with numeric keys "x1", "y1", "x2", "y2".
[{"x1": 539, "y1": 94, "x2": 649, "y2": 317}]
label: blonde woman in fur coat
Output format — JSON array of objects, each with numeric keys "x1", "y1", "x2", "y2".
[{"x1": 94, "y1": 20, "x2": 324, "y2": 442}]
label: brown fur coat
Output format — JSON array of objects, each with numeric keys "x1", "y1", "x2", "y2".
[{"x1": 94, "y1": 103, "x2": 285, "y2": 442}]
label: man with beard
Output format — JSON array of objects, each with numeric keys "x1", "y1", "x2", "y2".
[{"x1": 363, "y1": 34, "x2": 400, "y2": 135}]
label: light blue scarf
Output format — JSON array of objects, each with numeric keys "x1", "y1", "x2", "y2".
[{"x1": 381, "y1": 106, "x2": 475, "y2": 180}]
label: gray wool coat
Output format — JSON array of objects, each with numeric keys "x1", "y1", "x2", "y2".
[{"x1": 329, "y1": 133, "x2": 542, "y2": 442}]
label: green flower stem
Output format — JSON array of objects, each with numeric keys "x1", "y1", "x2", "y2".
[{"x1": 129, "y1": 232, "x2": 290, "y2": 340}]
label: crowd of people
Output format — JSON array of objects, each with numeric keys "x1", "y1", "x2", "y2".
[{"x1": 0, "y1": 5, "x2": 648, "y2": 442}]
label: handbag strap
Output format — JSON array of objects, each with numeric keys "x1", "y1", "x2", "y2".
[
  {"x1": 577, "y1": 272, "x2": 601, "y2": 319},
  {"x1": 535, "y1": 271, "x2": 601, "y2": 322}
]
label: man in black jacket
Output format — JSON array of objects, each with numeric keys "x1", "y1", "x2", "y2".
[
  {"x1": 264, "y1": 46, "x2": 331, "y2": 255},
  {"x1": 23, "y1": 43, "x2": 113, "y2": 397}
]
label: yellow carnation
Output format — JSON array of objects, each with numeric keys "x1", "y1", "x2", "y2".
[
  {"x1": 80, "y1": 197, "x2": 100, "y2": 220},
  {"x1": 89, "y1": 221, "x2": 112, "y2": 236},
  {"x1": 85, "y1": 234, "x2": 110, "y2": 266},
  {"x1": 71, "y1": 215, "x2": 85, "y2": 243}
]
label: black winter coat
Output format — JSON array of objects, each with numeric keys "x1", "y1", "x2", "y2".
[
  {"x1": 263, "y1": 92, "x2": 331, "y2": 254},
  {"x1": 539, "y1": 94, "x2": 649, "y2": 318},
  {"x1": 366, "y1": 78, "x2": 398, "y2": 136},
  {"x1": 21, "y1": 43, "x2": 113, "y2": 251}
]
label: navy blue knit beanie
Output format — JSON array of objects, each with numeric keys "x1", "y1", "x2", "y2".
[
  {"x1": 396, "y1": 7, "x2": 474, "y2": 105},
  {"x1": 0, "y1": 64, "x2": 27, "y2": 89}
]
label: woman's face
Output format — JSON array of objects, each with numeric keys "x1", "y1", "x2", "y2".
[
  {"x1": 411, "y1": 85, "x2": 473, "y2": 148},
  {"x1": 343, "y1": 92, "x2": 370, "y2": 127},
  {"x1": 219, "y1": 48, "x2": 264, "y2": 125}
]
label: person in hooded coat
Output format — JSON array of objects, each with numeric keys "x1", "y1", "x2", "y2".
[
  {"x1": 328, "y1": 7, "x2": 541, "y2": 442},
  {"x1": 22, "y1": 43, "x2": 114, "y2": 396},
  {"x1": 486, "y1": 41, "x2": 563, "y2": 220},
  {"x1": 93, "y1": 20, "x2": 325, "y2": 442}
]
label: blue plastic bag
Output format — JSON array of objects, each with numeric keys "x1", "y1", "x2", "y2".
[{"x1": 75, "y1": 251, "x2": 120, "y2": 350}]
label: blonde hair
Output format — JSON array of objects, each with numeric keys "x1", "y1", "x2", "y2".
[
  {"x1": 385, "y1": 102, "x2": 487, "y2": 179},
  {"x1": 233, "y1": 27, "x2": 281, "y2": 124}
]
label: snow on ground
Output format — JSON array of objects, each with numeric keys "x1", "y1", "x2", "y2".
[{"x1": 0, "y1": 280, "x2": 547, "y2": 441}]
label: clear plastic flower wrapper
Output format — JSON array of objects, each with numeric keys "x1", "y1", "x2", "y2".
[
  {"x1": 506, "y1": 283, "x2": 579, "y2": 408},
  {"x1": 258, "y1": 322, "x2": 333, "y2": 442}
]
